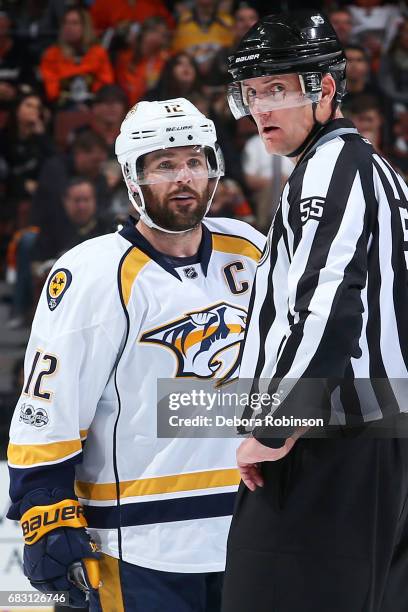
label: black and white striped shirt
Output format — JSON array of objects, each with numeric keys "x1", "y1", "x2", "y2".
[{"x1": 240, "y1": 118, "x2": 408, "y2": 441}]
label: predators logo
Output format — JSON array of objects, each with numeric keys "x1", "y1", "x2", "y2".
[
  {"x1": 47, "y1": 268, "x2": 72, "y2": 311},
  {"x1": 140, "y1": 302, "x2": 247, "y2": 381}
]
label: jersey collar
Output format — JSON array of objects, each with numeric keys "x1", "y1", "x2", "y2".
[
  {"x1": 296, "y1": 118, "x2": 359, "y2": 167},
  {"x1": 119, "y1": 216, "x2": 213, "y2": 280}
]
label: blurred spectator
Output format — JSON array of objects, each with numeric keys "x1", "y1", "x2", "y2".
[
  {"x1": 115, "y1": 17, "x2": 170, "y2": 106},
  {"x1": 90, "y1": 0, "x2": 174, "y2": 36},
  {"x1": 144, "y1": 52, "x2": 203, "y2": 101},
  {"x1": 206, "y1": 2, "x2": 259, "y2": 87},
  {"x1": 230, "y1": 3, "x2": 258, "y2": 43},
  {"x1": 32, "y1": 177, "x2": 110, "y2": 271},
  {"x1": 0, "y1": 356, "x2": 24, "y2": 453},
  {"x1": 342, "y1": 45, "x2": 382, "y2": 106},
  {"x1": 6, "y1": 130, "x2": 111, "y2": 326},
  {"x1": 179, "y1": 90, "x2": 247, "y2": 189},
  {"x1": 378, "y1": 17, "x2": 408, "y2": 107},
  {"x1": 32, "y1": 128, "x2": 111, "y2": 233},
  {"x1": 208, "y1": 177, "x2": 255, "y2": 224},
  {"x1": 6, "y1": 226, "x2": 39, "y2": 328},
  {"x1": 40, "y1": 7, "x2": 114, "y2": 108},
  {"x1": 0, "y1": 11, "x2": 36, "y2": 110},
  {"x1": 242, "y1": 134, "x2": 293, "y2": 232},
  {"x1": 0, "y1": 90, "x2": 54, "y2": 227},
  {"x1": 348, "y1": 0, "x2": 402, "y2": 72},
  {"x1": 328, "y1": 7, "x2": 353, "y2": 46},
  {"x1": 11, "y1": 0, "x2": 53, "y2": 62},
  {"x1": 172, "y1": 0, "x2": 234, "y2": 75},
  {"x1": 39, "y1": 0, "x2": 86, "y2": 46},
  {"x1": 101, "y1": 158, "x2": 131, "y2": 223},
  {"x1": 343, "y1": 93, "x2": 385, "y2": 153},
  {"x1": 54, "y1": 84, "x2": 128, "y2": 157},
  {"x1": 388, "y1": 109, "x2": 408, "y2": 178},
  {"x1": 393, "y1": 109, "x2": 408, "y2": 153},
  {"x1": 23, "y1": 178, "x2": 111, "y2": 329},
  {"x1": 86, "y1": 85, "x2": 128, "y2": 155}
]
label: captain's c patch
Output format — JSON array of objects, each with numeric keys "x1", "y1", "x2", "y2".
[{"x1": 47, "y1": 268, "x2": 72, "y2": 310}]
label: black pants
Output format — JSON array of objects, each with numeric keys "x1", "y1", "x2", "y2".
[{"x1": 222, "y1": 434, "x2": 408, "y2": 612}]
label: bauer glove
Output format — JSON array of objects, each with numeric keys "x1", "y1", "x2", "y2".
[{"x1": 20, "y1": 488, "x2": 100, "y2": 608}]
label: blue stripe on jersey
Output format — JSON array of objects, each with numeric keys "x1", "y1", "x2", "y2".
[{"x1": 84, "y1": 491, "x2": 236, "y2": 528}]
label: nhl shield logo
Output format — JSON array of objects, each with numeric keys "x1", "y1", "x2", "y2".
[
  {"x1": 183, "y1": 267, "x2": 198, "y2": 279},
  {"x1": 311, "y1": 15, "x2": 324, "y2": 26}
]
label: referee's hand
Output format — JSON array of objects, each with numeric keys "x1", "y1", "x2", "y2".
[{"x1": 237, "y1": 436, "x2": 296, "y2": 491}]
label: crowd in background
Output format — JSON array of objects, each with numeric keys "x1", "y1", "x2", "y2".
[{"x1": 0, "y1": 0, "x2": 407, "y2": 334}]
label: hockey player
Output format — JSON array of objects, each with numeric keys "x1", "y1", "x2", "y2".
[{"x1": 7, "y1": 98, "x2": 265, "y2": 611}]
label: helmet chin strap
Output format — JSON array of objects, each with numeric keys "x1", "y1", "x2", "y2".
[
  {"x1": 286, "y1": 99, "x2": 337, "y2": 160},
  {"x1": 128, "y1": 189, "x2": 195, "y2": 234}
]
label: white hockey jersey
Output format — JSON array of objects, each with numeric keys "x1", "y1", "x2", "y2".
[{"x1": 8, "y1": 216, "x2": 264, "y2": 572}]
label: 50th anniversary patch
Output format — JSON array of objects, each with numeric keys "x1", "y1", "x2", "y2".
[{"x1": 47, "y1": 268, "x2": 72, "y2": 311}]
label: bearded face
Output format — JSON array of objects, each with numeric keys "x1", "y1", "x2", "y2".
[{"x1": 139, "y1": 146, "x2": 214, "y2": 232}]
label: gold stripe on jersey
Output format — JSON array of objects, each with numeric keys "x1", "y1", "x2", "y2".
[
  {"x1": 8, "y1": 438, "x2": 82, "y2": 467},
  {"x1": 80, "y1": 429, "x2": 88, "y2": 440},
  {"x1": 212, "y1": 234, "x2": 262, "y2": 262},
  {"x1": 76, "y1": 467, "x2": 240, "y2": 501},
  {"x1": 98, "y1": 554, "x2": 125, "y2": 612},
  {"x1": 120, "y1": 248, "x2": 151, "y2": 307}
]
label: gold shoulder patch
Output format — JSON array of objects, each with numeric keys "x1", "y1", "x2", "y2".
[{"x1": 47, "y1": 268, "x2": 72, "y2": 311}]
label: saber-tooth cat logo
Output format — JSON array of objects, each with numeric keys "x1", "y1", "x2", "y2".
[{"x1": 140, "y1": 302, "x2": 247, "y2": 381}]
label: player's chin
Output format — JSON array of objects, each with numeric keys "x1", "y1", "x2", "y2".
[
  {"x1": 158, "y1": 224, "x2": 196, "y2": 233},
  {"x1": 169, "y1": 215, "x2": 203, "y2": 232},
  {"x1": 169, "y1": 203, "x2": 206, "y2": 226},
  {"x1": 157, "y1": 209, "x2": 202, "y2": 232}
]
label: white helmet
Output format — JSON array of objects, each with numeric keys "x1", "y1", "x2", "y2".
[{"x1": 115, "y1": 97, "x2": 224, "y2": 233}]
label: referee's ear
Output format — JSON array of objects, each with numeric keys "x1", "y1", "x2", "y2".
[{"x1": 316, "y1": 74, "x2": 337, "y2": 122}]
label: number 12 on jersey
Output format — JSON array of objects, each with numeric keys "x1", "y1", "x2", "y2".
[{"x1": 23, "y1": 350, "x2": 58, "y2": 401}]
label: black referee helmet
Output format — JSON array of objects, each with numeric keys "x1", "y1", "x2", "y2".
[{"x1": 227, "y1": 10, "x2": 346, "y2": 121}]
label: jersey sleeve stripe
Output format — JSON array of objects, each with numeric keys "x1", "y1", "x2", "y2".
[
  {"x1": 120, "y1": 247, "x2": 151, "y2": 307},
  {"x1": 80, "y1": 429, "x2": 88, "y2": 440},
  {"x1": 8, "y1": 438, "x2": 82, "y2": 467},
  {"x1": 75, "y1": 467, "x2": 240, "y2": 501},
  {"x1": 212, "y1": 233, "x2": 262, "y2": 262}
]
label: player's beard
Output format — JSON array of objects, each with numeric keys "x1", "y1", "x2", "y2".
[{"x1": 142, "y1": 184, "x2": 210, "y2": 232}]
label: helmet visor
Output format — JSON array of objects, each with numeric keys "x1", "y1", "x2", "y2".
[
  {"x1": 228, "y1": 75, "x2": 322, "y2": 119},
  {"x1": 136, "y1": 145, "x2": 224, "y2": 186}
]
